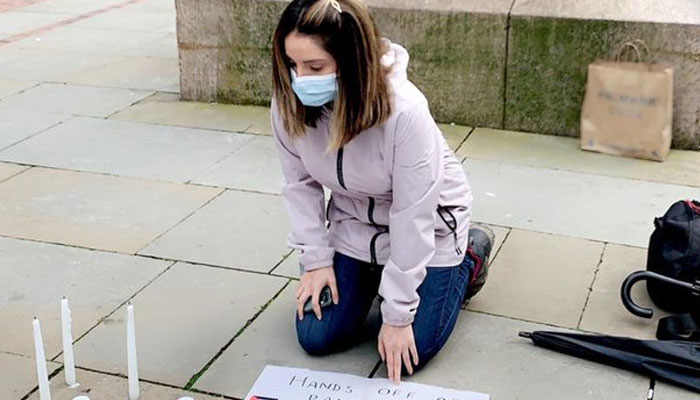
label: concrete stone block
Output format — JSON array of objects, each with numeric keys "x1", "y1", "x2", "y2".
[
  {"x1": 0, "y1": 236, "x2": 170, "y2": 357},
  {"x1": 0, "y1": 167, "x2": 222, "y2": 253},
  {"x1": 0, "y1": 353, "x2": 60, "y2": 400},
  {"x1": 464, "y1": 158, "x2": 700, "y2": 247},
  {"x1": 139, "y1": 190, "x2": 291, "y2": 272},
  {"x1": 0, "y1": 162, "x2": 27, "y2": 182},
  {"x1": 110, "y1": 92, "x2": 268, "y2": 133},
  {"x1": 459, "y1": 128, "x2": 700, "y2": 187},
  {"x1": 467, "y1": 229, "x2": 604, "y2": 327},
  {"x1": 0, "y1": 78, "x2": 38, "y2": 99},
  {"x1": 507, "y1": 0, "x2": 700, "y2": 149},
  {"x1": 0, "y1": 117, "x2": 251, "y2": 183},
  {"x1": 0, "y1": 83, "x2": 153, "y2": 118},
  {"x1": 579, "y1": 244, "x2": 669, "y2": 339},
  {"x1": 0, "y1": 110, "x2": 68, "y2": 151},
  {"x1": 175, "y1": 0, "x2": 510, "y2": 127},
  {"x1": 26, "y1": 368, "x2": 224, "y2": 400},
  {"x1": 191, "y1": 135, "x2": 283, "y2": 194},
  {"x1": 195, "y1": 284, "x2": 379, "y2": 398},
  {"x1": 74, "y1": 262, "x2": 288, "y2": 386}
]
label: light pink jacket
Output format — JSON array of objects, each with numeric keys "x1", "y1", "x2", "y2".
[{"x1": 272, "y1": 40, "x2": 473, "y2": 326}]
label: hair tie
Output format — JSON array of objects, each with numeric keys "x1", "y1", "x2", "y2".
[{"x1": 330, "y1": 0, "x2": 342, "y2": 13}]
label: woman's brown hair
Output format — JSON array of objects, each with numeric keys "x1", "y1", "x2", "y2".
[{"x1": 272, "y1": 0, "x2": 392, "y2": 150}]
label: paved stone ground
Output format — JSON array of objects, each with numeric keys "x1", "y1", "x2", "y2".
[{"x1": 1, "y1": 1, "x2": 700, "y2": 400}]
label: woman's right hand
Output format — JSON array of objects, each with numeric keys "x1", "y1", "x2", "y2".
[{"x1": 296, "y1": 266, "x2": 340, "y2": 321}]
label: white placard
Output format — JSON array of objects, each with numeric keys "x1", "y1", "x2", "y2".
[{"x1": 245, "y1": 365, "x2": 489, "y2": 400}]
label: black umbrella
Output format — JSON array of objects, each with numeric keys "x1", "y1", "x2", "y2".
[
  {"x1": 519, "y1": 330, "x2": 700, "y2": 393},
  {"x1": 620, "y1": 270, "x2": 700, "y2": 319}
]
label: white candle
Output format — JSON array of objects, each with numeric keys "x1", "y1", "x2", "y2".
[
  {"x1": 32, "y1": 317, "x2": 52, "y2": 400},
  {"x1": 127, "y1": 303, "x2": 140, "y2": 400},
  {"x1": 61, "y1": 297, "x2": 78, "y2": 387}
]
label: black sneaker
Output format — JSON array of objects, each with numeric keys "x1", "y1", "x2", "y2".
[{"x1": 462, "y1": 224, "x2": 495, "y2": 306}]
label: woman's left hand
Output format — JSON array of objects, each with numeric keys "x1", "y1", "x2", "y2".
[{"x1": 378, "y1": 323, "x2": 419, "y2": 384}]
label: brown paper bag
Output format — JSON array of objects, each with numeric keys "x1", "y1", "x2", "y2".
[{"x1": 581, "y1": 49, "x2": 673, "y2": 161}]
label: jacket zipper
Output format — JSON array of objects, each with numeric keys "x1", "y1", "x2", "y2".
[
  {"x1": 326, "y1": 194, "x2": 333, "y2": 229},
  {"x1": 336, "y1": 147, "x2": 347, "y2": 190},
  {"x1": 368, "y1": 196, "x2": 388, "y2": 264},
  {"x1": 438, "y1": 205, "x2": 462, "y2": 255},
  {"x1": 368, "y1": 197, "x2": 377, "y2": 227}
]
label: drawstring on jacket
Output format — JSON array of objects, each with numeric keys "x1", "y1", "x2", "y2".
[{"x1": 438, "y1": 205, "x2": 462, "y2": 256}]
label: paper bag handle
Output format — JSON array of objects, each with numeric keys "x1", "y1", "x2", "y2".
[{"x1": 614, "y1": 39, "x2": 650, "y2": 63}]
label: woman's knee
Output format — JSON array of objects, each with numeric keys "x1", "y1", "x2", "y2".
[
  {"x1": 407, "y1": 312, "x2": 460, "y2": 373},
  {"x1": 296, "y1": 327, "x2": 339, "y2": 355},
  {"x1": 295, "y1": 313, "x2": 350, "y2": 356}
]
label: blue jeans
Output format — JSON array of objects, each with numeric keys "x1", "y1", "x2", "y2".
[{"x1": 295, "y1": 252, "x2": 474, "y2": 374}]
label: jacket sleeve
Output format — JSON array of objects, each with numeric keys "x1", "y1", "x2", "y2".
[
  {"x1": 379, "y1": 101, "x2": 443, "y2": 326},
  {"x1": 271, "y1": 100, "x2": 335, "y2": 272}
]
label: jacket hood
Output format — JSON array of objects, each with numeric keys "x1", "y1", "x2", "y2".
[{"x1": 380, "y1": 38, "x2": 409, "y2": 86}]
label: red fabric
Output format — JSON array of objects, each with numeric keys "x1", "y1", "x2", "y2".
[
  {"x1": 687, "y1": 200, "x2": 700, "y2": 215},
  {"x1": 466, "y1": 246, "x2": 483, "y2": 285}
]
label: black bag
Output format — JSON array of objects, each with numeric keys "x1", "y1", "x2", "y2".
[{"x1": 646, "y1": 199, "x2": 700, "y2": 313}]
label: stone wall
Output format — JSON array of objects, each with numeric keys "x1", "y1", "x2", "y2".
[{"x1": 175, "y1": 0, "x2": 700, "y2": 149}]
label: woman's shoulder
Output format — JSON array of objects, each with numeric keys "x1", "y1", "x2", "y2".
[{"x1": 387, "y1": 80, "x2": 430, "y2": 123}]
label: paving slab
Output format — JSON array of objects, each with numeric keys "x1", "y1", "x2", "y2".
[
  {"x1": 579, "y1": 244, "x2": 670, "y2": 339},
  {"x1": 74, "y1": 262, "x2": 289, "y2": 387},
  {"x1": 467, "y1": 229, "x2": 604, "y2": 328},
  {"x1": 374, "y1": 312, "x2": 650, "y2": 400},
  {"x1": 0, "y1": 110, "x2": 69, "y2": 151},
  {"x1": 0, "y1": 352, "x2": 61, "y2": 400},
  {"x1": 0, "y1": 167, "x2": 222, "y2": 253},
  {"x1": 26, "y1": 368, "x2": 225, "y2": 400},
  {"x1": 0, "y1": 48, "x2": 123, "y2": 82},
  {"x1": 139, "y1": 190, "x2": 290, "y2": 272},
  {"x1": 13, "y1": 0, "x2": 124, "y2": 15},
  {"x1": 241, "y1": 106, "x2": 273, "y2": 136},
  {"x1": 653, "y1": 383, "x2": 697, "y2": 400},
  {"x1": 459, "y1": 128, "x2": 700, "y2": 187},
  {"x1": 0, "y1": 11, "x2": 74, "y2": 39},
  {"x1": 57, "y1": 55, "x2": 180, "y2": 92},
  {"x1": 5, "y1": 27, "x2": 178, "y2": 58},
  {"x1": 0, "y1": 83, "x2": 154, "y2": 118},
  {"x1": 0, "y1": 78, "x2": 38, "y2": 99},
  {"x1": 109, "y1": 92, "x2": 266, "y2": 133},
  {"x1": 195, "y1": 284, "x2": 380, "y2": 399},
  {"x1": 67, "y1": 5, "x2": 176, "y2": 33},
  {"x1": 0, "y1": 235, "x2": 171, "y2": 357},
  {"x1": 0, "y1": 117, "x2": 251, "y2": 183},
  {"x1": 0, "y1": 162, "x2": 28, "y2": 182},
  {"x1": 464, "y1": 158, "x2": 700, "y2": 247},
  {"x1": 191, "y1": 135, "x2": 283, "y2": 194},
  {"x1": 438, "y1": 124, "x2": 471, "y2": 152},
  {"x1": 270, "y1": 251, "x2": 300, "y2": 279}
]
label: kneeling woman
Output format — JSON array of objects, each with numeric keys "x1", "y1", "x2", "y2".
[{"x1": 270, "y1": 0, "x2": 493, "y2": 383}]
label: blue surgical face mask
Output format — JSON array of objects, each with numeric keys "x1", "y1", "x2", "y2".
[{"x1": 290, "y1": 68, "x2": 338, "y2": 107}]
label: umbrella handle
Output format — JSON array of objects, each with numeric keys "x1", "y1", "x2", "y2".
[{"x1": 620, "y1": 271, "x2": 698, "y2": 318}]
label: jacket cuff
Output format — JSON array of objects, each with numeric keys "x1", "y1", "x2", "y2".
[
  {"x1": 298, "y1": 247, "x2": 335, "y2": 273},
  {"x1": 380, "y1": 300, "x2": 416, "y2": 327}
]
